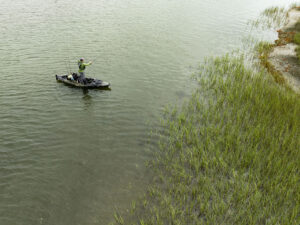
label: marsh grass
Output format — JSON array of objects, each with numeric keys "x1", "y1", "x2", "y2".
[
  {"x1": 294, "y1": 32, "x2": 300, "y2": 60},
  {"x1": 111, "y1": 5, "x2": 300, "y2": 225},
  {"x1": 112, "y1": 55, "x2": 300, "y2": 225},
  {"x1": 293, "y1": 21, "x2": 300, "y2": 32},
  {"x1": 250, "y1": 6, "x2": 288, "y2": 30}
]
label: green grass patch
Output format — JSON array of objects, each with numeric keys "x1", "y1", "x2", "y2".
[
  {"x1": 112, "y1": 55, "x2": 300, "y2": 225},
  {"x1": 294, "y1": 32, "x2": 300, "y2": 44},
  {"x1": 296, "y1": 47, "x2": 300, "y2": 61},
  {"x1": 262, "y1": 6, "x2": 285, "y2": 17},
  {"x1": 294, "y1": 32, "x2": 300, "y2": 61},
  {"x1": 256, "y1": 41, "x2": 274, "y2": 55},
  {"x1": 294, "y1": 21, "x2": 300, "y2": 32}
]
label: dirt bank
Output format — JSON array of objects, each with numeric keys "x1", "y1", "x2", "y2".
[{"x1": 268, "y1": 8, "x2": 300, "y2": 93}]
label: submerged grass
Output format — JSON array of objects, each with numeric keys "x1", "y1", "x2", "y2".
[
  {"x1": 250, "y1": 6, "x2": 288, "y2": 30},
  {"x1": 250, "y1": 4, "x2": 300, "y2": 30},
  {"x1": 112, "y1": 55, "x2": 300, "y2": 225}
]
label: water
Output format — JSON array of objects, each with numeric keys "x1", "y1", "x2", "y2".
[{"x1": 0, "y1": 0, "x2": 296, "y2": 224}]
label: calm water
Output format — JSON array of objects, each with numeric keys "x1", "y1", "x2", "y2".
[{"x1": 0, "y1": 0, "x2": 295, "y2": 224}]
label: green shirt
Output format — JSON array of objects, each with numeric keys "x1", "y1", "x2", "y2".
[{"x1": 78, "y1": 61, "x2": 92, "y2": 73}]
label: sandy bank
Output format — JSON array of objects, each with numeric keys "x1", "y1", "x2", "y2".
[{"x1": 268, "y1": 8, "x2": 300, "y2": 93}]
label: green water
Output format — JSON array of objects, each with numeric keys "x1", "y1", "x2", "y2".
[{"x1": 0, "y1": 0, "x2": 294, "y2": 224}]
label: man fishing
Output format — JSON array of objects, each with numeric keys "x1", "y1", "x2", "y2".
[{"x1": 77, "y1": 58, "x2": 92, "y2": 84}]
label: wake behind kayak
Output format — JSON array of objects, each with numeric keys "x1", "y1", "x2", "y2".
[{"x1": 55, "y1": 73, "x2": 110, "y2": 89}]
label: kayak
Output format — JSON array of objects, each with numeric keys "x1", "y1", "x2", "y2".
[{"x1": 55, "y1": 73, "x2": 110, "y2": 88}]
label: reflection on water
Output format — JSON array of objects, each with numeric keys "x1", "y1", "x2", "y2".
[{"x1": 82, "y1": 89, "x2": 92, "y2": 109}]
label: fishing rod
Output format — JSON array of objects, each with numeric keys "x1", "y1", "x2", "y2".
[
  {"x1": 64, "y1": 60, "x2": 71, "y2": 75},
  {"x1": 67, "y1": 55, "x2": 72, "y2": 74}
]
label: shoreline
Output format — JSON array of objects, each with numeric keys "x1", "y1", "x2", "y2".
[{"x1": 267, "y1": 7, "x2": 300, "y2": 93}]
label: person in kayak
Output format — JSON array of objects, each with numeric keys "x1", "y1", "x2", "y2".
[{"x1": 77, "y1": 58, "x2": 92, "y2": 84}]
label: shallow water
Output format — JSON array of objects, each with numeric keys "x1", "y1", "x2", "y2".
[{"x1": 0, "y1": 0, "x2": 295, "y2": 224}]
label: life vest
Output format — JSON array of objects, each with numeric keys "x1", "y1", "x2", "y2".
[{"x1": 79, "y1": 63, "x2": 86, "y2": 71}]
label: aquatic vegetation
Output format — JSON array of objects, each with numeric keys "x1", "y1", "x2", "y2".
[
  {"x1": 249, "y1": 4, "x2": 299, "y2": 30},
  {"x1": 112, "y1": 55, "x2": 300, "y2": 225},
  {"x1": 294, "y1": 32, "x2": 300, "y2": 44},
  {"x1": 250, "y1": 6, "x2": 288, "y2": 29},
  {"x1": 294, "y1": 32, "x2": 300, "y2": 60},
  {"x1": 256, "y1": 41, "x2": 274, "y2": 54}
]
